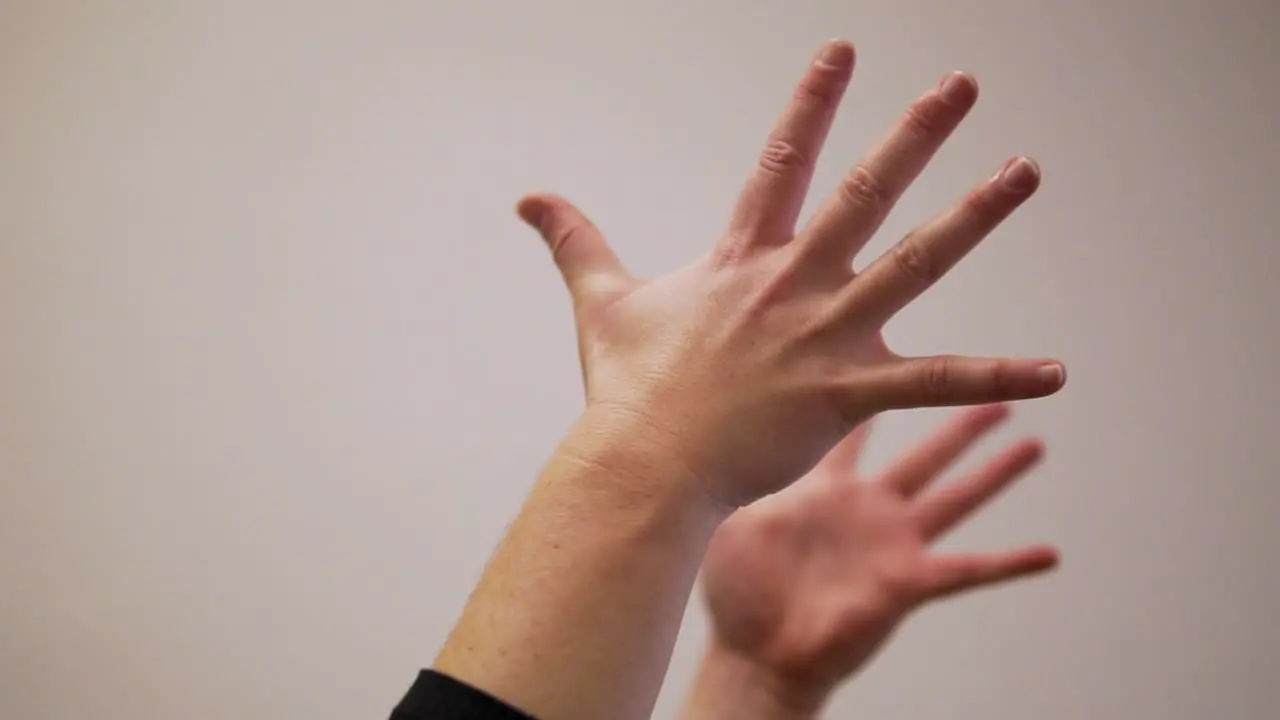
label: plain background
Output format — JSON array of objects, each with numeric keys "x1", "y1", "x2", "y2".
[{"x1": 3, "y1": 1, "x2": 1278, "y2": 718}]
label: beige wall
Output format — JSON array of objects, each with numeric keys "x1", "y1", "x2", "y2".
[{"x1": 3, "y1": 1, "x2": 1278, "y2": 718}]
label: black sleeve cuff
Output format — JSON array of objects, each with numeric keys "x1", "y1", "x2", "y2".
[{"x1": 390, "y1": 669, "x2": 538, "y2": 720}]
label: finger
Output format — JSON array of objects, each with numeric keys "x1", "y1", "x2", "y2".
[
  {"x1": 724, "y1": 40, "x2": 855, "y2": 250},
  {"x1": 915, "y1": 438, "x2": 1044, "y2": 539},
  {"x1": 799, "y1": 72, "x2": 978, "y2": 265},
  {"x1": 922, "y1": 546, "x2": 1059, "y2": 601},
  {"x1": 848, "y1": 355, "x2": 1066, "y2": 412},
  {"x1": 840, "y1": 156, "x2": 1041, "y2": 327},
  {"x1": 517, "y1": 193, "x2": 626, "y2": 302},
  {"x1": 819, "y1": 419, "x2": 875, "y2": 475},
  {"x1": 879, "y1": 403, "x2": 1009, "y2": 497}
]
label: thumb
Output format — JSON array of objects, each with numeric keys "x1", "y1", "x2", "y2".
[{"x1": 516, "y1": 193, "x2": 625, "y2": 301}]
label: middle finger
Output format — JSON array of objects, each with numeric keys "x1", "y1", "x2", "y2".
[{"x1": 799, "y1": 71, "x2": 979, "y2": 265}]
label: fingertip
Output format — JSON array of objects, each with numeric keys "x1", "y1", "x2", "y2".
[
  {"x1": 816, "y1": 39, "x2": 856, "y2": 70},
  {"x1": 979, "y1": 546, "x2": 1060, "y2": 585},
  {"x1": 515, "y1": 195, "x2": 548, "y2": 229},
  {"x1": 975, "y1": 401, "x2": 1011, "y2": 424},
  {"x1": 995, "y1": 156, "x2": 1042, "y2": 194},
  {"x1": 937, "y1": 71, "x2": 979, "y2": 107},
  {"x1": 1029, "y1": 545, "x2": 1061, "y2": 571},
  {"x1": 954, "y1": 402, "x2": 1010, "y2": 435},
  {"x1": 1035, "y1": 361, "x2": 1066, "y2": 393},
  {"x1": 518, "y1": 192, "x2": 576, "y2": 229},
  {"x1": 988, "y1": 439, "x2": 1045, "y2": 482},
  {"x1": 1017, "y1": 437, "x2": 1047, "y2": 460}
]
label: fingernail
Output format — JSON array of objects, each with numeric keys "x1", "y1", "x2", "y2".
[
  {"x1": 1036, "y1": 362, "x2": 1065, "y2": 388},
  {"x1": 817, "y1": 40, "x2": 854, "y2": 69},
  {"x1": 938, "y1": 71, "x2": 976, "y2": 106},
  {"x1": 999, "y1": 157, "x2": 1040, "y2": 192}
]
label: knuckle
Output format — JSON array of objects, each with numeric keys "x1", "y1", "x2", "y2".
[
  {"x1": 987, "y1": 359, "x2": 1015, "y2": 399},
  {"x1": 899, "y1": 102, "x2": 941, "y2": 139},
  {"x1": 831, "y1": 600, "x2": 885, "y2": 636},
  {"x1": 948, "y1": 358, "x2": 1015, "y2": 404},
  {"x1": 758, "y1": 138, "x2": 809, "y2": 176},
  {"x1": 547, "y1": 222, "x2": 585, "y2": 260},
  {"x1": 872, "y1": 563, "x2": 922, "y2": 604},
  {"x1": 890, "y1": 233, "x2": 939, "y2": 285},
  {"x1": 823, "y1": 368, "x2": 870, "y2": 428},
  {"x1": 793, "y1": 75, "x2": 838, "y2": 112},
  {"x1": 837, "y1": 165, "x2": 887, "y2": 212},
  {"x1": 962, "y1": 184, "x2": 1003, "y2": 220},
  {"x1": 922, "y1": 357, "x2": 957, "y2": 404}
]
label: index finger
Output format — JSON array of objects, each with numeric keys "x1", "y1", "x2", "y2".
[{"x1": 799, "y1": 71, "x2": 979, "y2": 265}]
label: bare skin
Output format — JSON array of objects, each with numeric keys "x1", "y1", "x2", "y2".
[
  {"x1": 433, "y1": 39, "x2": 1065, "y2": 720},
  {"x1": 682, "y1": 404, "x2": 1057, "y2": 719}
]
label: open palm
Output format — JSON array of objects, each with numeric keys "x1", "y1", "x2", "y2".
[{"x1": 700, "y1": 403, "x2": 1058, "y2": 700}]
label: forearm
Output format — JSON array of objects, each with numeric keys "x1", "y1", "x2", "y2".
[
  {"x1": 680, "y1": 640, "x2": 828, "y2": 720},
  {"x1": 434, "y1": 406, "x2": 726, "y2": 720}
]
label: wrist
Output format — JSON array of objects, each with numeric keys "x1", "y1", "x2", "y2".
[
  {"x1": 554, "y1": 402, "x2": 734, "y2": 533},
  {"x1": 434, "y1": 405, "x2": 733, "y2": 720},
  {"x1": 682, "y1": 639, "x2": 830, "y2": 720}
]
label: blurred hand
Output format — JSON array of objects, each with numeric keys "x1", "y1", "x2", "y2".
[
  {"x1": 519, "y1": 40, "x2": 1063, "y2": 509},
  {"x1": 698, "y1": 404, "x2": 1057, "y2": 711}
]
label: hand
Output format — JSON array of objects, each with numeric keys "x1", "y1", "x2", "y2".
[
  {"x1": 435, "y1": 41, "x2": 1066, "y2": 720},
  {"x1": 696, "y1": 404, "x2": 1058, "y2": 711},
  {"x1": 519, "y1": 40, "x2": 1064, "y2": 510}
]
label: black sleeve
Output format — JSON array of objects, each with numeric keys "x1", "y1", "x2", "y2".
[{"x1": 390, "y1": 669, "x2": 538, "y2": 720}]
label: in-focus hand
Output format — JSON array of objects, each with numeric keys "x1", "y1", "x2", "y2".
[
  {"x1": 518, "y1": 40, "x2": 1064, "y2": 510},
  {"x1": 699, "y1": 404, "x2": 1057, "y2": 708}
]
